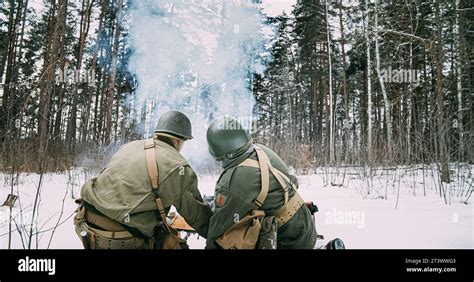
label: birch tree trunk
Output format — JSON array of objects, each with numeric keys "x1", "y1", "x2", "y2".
[
  {"x1": 374, "y1": 0, "x2": 393, "y2": 161},
  {"x1": 339, "y1": 0, "x2": 349, "y2": 163},
  {"x1": 406, "y1": 0, "x2": 414, "y2": 164},
  {"x1": 326, "y1": 0, "x2": 335, "y2": 164},
  {"x1": 365, "y1": 0, "x2": 373, "y2": 162},
  {"x1": 455, "y1": 0, "x2": 464, "y2": 160}
]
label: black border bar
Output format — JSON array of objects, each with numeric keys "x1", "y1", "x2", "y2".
[{"x1": 0, "y1": 249, "x2": 472, "y2": 281}]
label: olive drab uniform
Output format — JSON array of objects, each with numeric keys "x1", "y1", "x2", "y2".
[
  {"x1": 74, "y1": 138, "x2": 213, "y2": 249},
  {"x1": 206, "y1": 144, "x2": 317, "y2": 249}
]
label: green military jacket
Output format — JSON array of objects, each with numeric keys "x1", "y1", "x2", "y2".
[
  {"x1": 81, "y1": 139, "x2": 212, "y2": 238},
  {"x1": 206, "y1": 144, "x2": 317, "y2": 249}
]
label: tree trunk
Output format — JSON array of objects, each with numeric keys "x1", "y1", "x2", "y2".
[
  {"x1": 339, "y1": 0, "x2": 349, "y2": 163},
  {"x1": 53, "y1": 0, "x2": 67, "y2": 144},
  {"x1": 406, "y1": 0, "x2": 414, "y2": 165},
  {"x1": 104, "y1": 0, "x2": 123, "y2": 145},
  {"x1": 365, "y1": 0, "x2": 373, "y2": 162},
  {"x1": 83, "y1": 0, "x2": 105, "y2": 145},
  {"x1": 326, "y1": 0, "x2": 335, "y2": 164},
  {"x1": 455, "y1": 0, "x2": 464, "y2": 161},
  {"x1": 374, "y1": 0, "x2": 393, "y2": 161},
  {"x1": 67, "y1": 0, "x2": 93, "y2": 149},
  {"x1": 0, "y1": 0, "x2": 15, "y2": 85},
  {"x1": 1, "y1": 0, "x2": 22, "y2": 140},
  {"x1": 434, "y1": 0, "x2": 450, "y2": 183},
  {"x1": 38, "y1": 0, "x2": 65, "y2": 163}
]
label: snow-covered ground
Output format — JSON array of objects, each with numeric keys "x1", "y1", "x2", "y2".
[{"x1": 0, "y1": 165, "x2": 472, "y2": 249}]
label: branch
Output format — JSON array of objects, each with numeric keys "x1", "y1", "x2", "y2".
[
  {"x1": 47, "y1": 181, "x2": 69, "y2": 249},
  {"x1": 380, "y1": 29, "x2": 431, "y2": 45}
]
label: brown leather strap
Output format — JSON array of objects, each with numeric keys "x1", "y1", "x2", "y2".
[
  {"x1": 144, "y1": 139, "x2": 159, "y2": 190},
  {"x1": 253, "y1": 145, "x2": 270, "y2": 208},
  {"x1": 155, "y1": 197, "x2": 171, "y2": 232},
  {"x1": 144, "y1": 139, "x2": 171, "y2": 231}
]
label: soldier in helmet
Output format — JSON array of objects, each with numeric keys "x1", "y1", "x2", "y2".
[
  {"x1": 205, "y1": 117, "x2": 317, "y2": 249},
  {"x1": 74, "y1": 111, "x2": 213, "y2": 249}
]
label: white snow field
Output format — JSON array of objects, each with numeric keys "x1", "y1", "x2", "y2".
[{"x1": 0, "y1": 165, "x2": 472, "y2": 249}]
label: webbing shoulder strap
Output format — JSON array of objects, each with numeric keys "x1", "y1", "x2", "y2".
[
  {"x1": 253, "y1": 145, "x2": 270, "y2": 208},
  {"x1": 270, "y1": 165, "x2": 289, "y2": 204},
  {"x1": 144, "y1": 139, "x2": 170, "y2": 231},
  {"x1": 239, "y1": 159, "x2": 294, "y2": 189},
  {"x1": 240, "y1": 145, "x2": 290, "y2": 206}
]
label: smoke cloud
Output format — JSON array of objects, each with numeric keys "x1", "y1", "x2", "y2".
[{"x1": 128, "y1": 0, "x2": 273, "y2": 169}]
